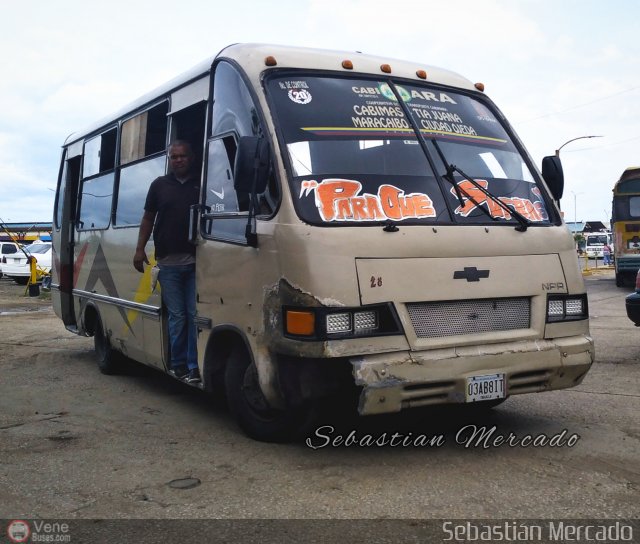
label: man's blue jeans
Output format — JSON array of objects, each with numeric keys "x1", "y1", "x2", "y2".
[{"x1": 158, "y1": 264, "x2": 197, "y2": 371}]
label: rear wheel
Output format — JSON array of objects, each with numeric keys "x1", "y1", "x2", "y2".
[
  {"x1": 225, "y1": 346, "x2": 317, "y2": 442},
  {"x1": 94, "y1": 313, "x2": 122, "y2": 375}
]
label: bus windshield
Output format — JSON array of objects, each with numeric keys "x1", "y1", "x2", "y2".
[
  {"x1": 586, "y1": 234, "x2": 609, "y2": 246},
  {"x1": 266, "y1": 74, "x2": 552, "y2": 227}
]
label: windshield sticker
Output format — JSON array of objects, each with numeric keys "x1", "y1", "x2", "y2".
[
  {"x1": 452, "y1": 180, "x2": 548, "y2": 222},
  {"x1": 288, "y1": 89, "x2": 312, "y2": 104},
  {"x1": 279, "y1": 80, "x2": 313, "y2": 104},
  {"x1": 351, "y1": 84, "x2": 456, "y2": 105},
  {"x1": 408, "y1": 103, "x2": 506, "y2": 144},
  {"x1": 300, "y1": 99, "x2": 506, "y2": 144},
  {"x1": 351, "y1": 83, "x2": 411, "y2": 101},
  {"x1": 300, "y1": 178, "x2": 436, "y2": 222}
]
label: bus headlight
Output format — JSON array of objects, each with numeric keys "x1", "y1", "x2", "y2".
[
  {"x1": 354, "y1": 310, "x2": 378, "y2": 333},
  {"x1": 546, "y1": 294, "x2": 588, "y2": 322},
  {"x1": 326, "y1": 312, "x2": 352, "y2": 334},
  {"x1": 284, "y1": 304, "x2": 401, "y2": 339}
]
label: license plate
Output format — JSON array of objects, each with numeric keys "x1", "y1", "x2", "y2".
[{"x1": 465, "y1": 373, "x2": 506, "y2": 402}]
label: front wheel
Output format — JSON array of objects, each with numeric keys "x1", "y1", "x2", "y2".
[{"x1": 225, "y1": 346, "x2": 317, "y2": 442}]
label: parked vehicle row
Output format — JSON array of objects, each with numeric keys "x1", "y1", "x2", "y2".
[
  {"x1": 0, "y1": 241, "x2": 52, "y2": 284},
  {"x1": 0, "y1": 241, "x2": 21, "y2": 279}
]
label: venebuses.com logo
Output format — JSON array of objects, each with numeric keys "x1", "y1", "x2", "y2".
[{"x1": 6, "y1": 519, "x2": 71, "y2": 542}]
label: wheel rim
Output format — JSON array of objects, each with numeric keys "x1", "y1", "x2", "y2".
[{"x1": 240, "y1": 363, "x2": 275, "y2": 417}]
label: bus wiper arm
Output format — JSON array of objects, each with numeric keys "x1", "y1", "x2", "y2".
[
  {"x1": 430, "y1": 139, "x2": 530, "y2": 232},
  {"x1": 443, "y1": 162, "x2": 467, "y2": 209},
  {"x1": 451, "y1": 163, "x2": 531, "y2": 232},
  {"x1": 430, "y1": 139, "x2": 497, "y2": 224}
]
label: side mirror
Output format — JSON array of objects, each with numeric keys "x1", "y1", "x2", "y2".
[
  {"x1": 234, "y1": 136, "x2": 270, "y2": 194},
  {"x1": 541, "y1": 155, "x2": 564, "y2": 201}
]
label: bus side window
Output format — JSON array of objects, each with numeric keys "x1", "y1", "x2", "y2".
[
  {"x1": 115, "y1": 102, "x2": 169, "y2": 227},
  {"x1": 208, "y1": 61, "x2": 279, "y2": 221},
  {"x1": 78, "y1": 128, "x2": 117, "y2": 230},
  {"x1": 206, "y1": 137, "x2": 239, "y2": 213},
  {"x1": 203, "y1": 136, "x2": 246, "y2": 242},
  {"x1": 55, "y1": 154, "x2": 81, "y2": 231}
]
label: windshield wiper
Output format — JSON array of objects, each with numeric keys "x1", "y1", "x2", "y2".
[{"x1": 430, "y1": 139, "x2": 530, "y2": 232}]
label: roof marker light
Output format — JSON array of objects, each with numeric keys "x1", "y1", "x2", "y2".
[
  {"x1": 265, "y1": 56, "x2": 277, "y2": 67},
  {"x1": 342, "y1": 60, "x2": 354, "y2": 70},
  {"x1": 380, "y1": 64, "x2": 392, "y2": 74},
  {"x1": 475, "y1": 82, "x2": 485, "y2": 92},
  {"x1": 416, "y1": 70, "x2": 427, "y2": 79}
]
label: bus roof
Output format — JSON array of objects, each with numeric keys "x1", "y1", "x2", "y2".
[
  {"x1": 221, "y1": 43, "x2": 475, "y2": 88},
  {"x1": 612, "y1": 166, "x2": 640, "y2": 195},
  {"x1": 619, "y1": 167, "x2": 640, "y2": 180},
  {"x1": 64, "y1": 43, "x2": 477, "y2": 146}
]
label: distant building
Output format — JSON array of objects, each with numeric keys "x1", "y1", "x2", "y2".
[
  {"x1": 565, "y1": 221, "x2": 609, "y2": 235},
  {"x1": 566, "y1": 221, "x2": 586, "y2": 234},
  {"x1": 583, "y1": 221, "x2": 609, "y2": 232},
  {"x1": 0, "y1": 222, "x2": 52, "y2": 243}
]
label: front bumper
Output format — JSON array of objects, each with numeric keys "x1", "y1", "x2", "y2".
[
  {"x1": 626, "y1": 291, "x2": 640, "y2": 326},
  {"x1": 352, "y1": 335, "x2": 594, "y2": 415},
  {"x1": 617, "y1": 257, "x2": 640, "y2": 272}
]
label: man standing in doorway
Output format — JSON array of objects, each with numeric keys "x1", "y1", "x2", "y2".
[{"x1": 133, "y1": 141, "x2": 201, "y2": 383}]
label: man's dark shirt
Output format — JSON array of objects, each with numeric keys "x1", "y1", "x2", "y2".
[{"x1": 144, "y1": 173, "x2": 200, "y2": 259}]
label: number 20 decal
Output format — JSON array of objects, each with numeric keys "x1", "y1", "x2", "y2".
[{"x1": 370, "y1": 276, "x2": 383, "y2": 288}]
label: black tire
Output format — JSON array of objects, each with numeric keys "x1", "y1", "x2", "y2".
[
  {"x1": 225, "y1": 345, "x2": 317, "y2": 442},
  {"x1": 94, "y1": 314, "x2": 122, "y2": 375},
  {"x1": 616, "y1": 272, "x2": 624, "y2": 288},
  {"x1": 14, "y1": 277, "x2": 29, "y2": 285}
]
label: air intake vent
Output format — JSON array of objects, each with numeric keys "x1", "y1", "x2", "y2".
[{"x1": 406, "y1": 297, "x2": 530, "y2": 338}]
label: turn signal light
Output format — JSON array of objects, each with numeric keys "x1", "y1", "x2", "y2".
[
  {"x1": 284, "y1": 304, "x2": 402, "y2": 340},
  {"x1": 285, "y1": 310, "x2": 315, "y2": 336}
]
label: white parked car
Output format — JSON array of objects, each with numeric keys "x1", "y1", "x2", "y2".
[
  {"x1": 0, "y1": 241, "x2": 21, "y2": 278},
  {"x1": 1, "y1": 241, "x2": 52, "y2": 284}
]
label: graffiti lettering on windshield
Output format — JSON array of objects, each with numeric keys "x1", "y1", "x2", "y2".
[
  {"x1": 452, "y1": 180, "x2": 548, "y2": 222},
  {"x1": 300, "y1": 178, "x2": 436, "y2": 222}
]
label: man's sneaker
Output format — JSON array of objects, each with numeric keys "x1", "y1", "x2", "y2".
[
  {"x1": 170, "y1": 366, "x2": 189, "y2": 379},
  {"x1": 186, "y1": 368, "x2": 201, "y2": 384}
]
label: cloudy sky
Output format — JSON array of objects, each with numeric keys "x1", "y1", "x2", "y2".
[{"x1": 2, "y1": 0, "x2": 638, "y2": 225}]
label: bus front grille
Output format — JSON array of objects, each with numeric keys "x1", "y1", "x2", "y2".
[{"x1": 406, "y1": 297, "x2": 530, "y2": 338}]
